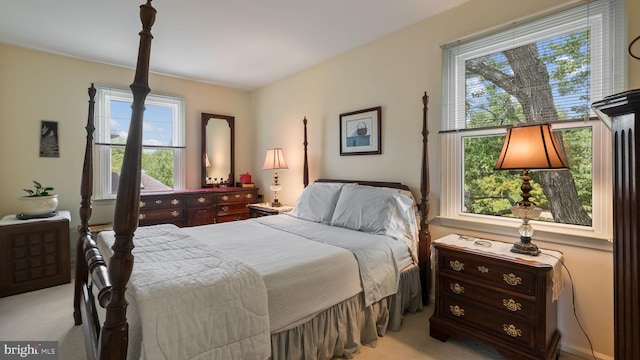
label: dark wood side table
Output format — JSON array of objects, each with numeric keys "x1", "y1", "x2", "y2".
[
  {"x1": 0, "y1": 211, "x2": 71, "y2": 297},
  {"x1": 429, "y1": 235, "x2": 563, "y2": 360},
  {"x1": 248, "y1": 203, "x2": 294, "y2": 218}
]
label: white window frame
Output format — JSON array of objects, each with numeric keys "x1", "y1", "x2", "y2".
[
  {"x1": 94, "y1": 86, "x2": 186, "y2": 200},
  {"x1": 438, "y1": 0, "x2": 625, "y2": 250}
]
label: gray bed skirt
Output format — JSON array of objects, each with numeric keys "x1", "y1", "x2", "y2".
[{"x1": 270, "y1": 264, "x2": 423, "y2": 360}]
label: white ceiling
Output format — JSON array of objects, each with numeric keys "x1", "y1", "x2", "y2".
[{"x1": 0, "y1": 0, "x2": 468, "y2": 90}]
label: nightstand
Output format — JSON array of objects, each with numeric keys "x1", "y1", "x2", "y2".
[
  {"x1": 0, "y1": 211, "x2": 71, "y2": 297},
  {"x1": 429, "y1": 234, "x2": 563, "y2": 360},
  {"x1": 248, "y1": 203, "x2": 294, "y2": 218}
]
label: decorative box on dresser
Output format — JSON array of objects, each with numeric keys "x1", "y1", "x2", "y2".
[
  {"x1": 0, "y1": 211, "x2": 71, "y2": 297},
  {"x1": 429, "y1": 235, "x2": 563, "y2": 360},
  {"x1": 139, "y1": 187, "x2": 258, "y2": 227}
]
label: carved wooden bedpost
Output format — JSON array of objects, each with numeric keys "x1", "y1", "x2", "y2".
[
  {"x1": 74, "y1": 84, "x2": 97, "y2": 325},
  {"x1": 419, "y1": 92, "x2": 431, "y2": 305},
  {"x1": 75, "y1": 86, "x2": 114, "y2": 360},
  {"x1": 303, "y1": 117, "x2": 309, "y2": 187},
  {"x1": 100, "y1": 1, "x2": 156, "y2": 359}
]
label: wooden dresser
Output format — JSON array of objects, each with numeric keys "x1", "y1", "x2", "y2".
[
  {"x1": 0, "y1": 211, "x2": 71, "y2": 297},
  {"x1": 429, "y1": 237, "x2": 561, "y2": 360},
  {"x1": 139, "y1": 187, "x2": 258, "y2": 227}
]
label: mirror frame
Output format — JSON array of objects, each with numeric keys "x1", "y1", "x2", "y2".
[{"x1": 201, "y1": 112, "x2": 235, "y2": 188}]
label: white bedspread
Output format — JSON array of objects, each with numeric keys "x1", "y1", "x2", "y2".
[
  {"x1": 184, "y1": 216, "x2": 365, "y2": 332},
  {"x1": 98, "y1": 225, "x2": 271, "y2": 360},
  {"x1": 257, "y1": 215, "x2": 403, "y2": 306}
]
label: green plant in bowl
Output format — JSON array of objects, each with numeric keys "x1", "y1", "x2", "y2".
[{"x1": 23, "y1": 180, "x2": 54, "y2": 197}]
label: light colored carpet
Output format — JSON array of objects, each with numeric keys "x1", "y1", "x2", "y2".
[{"x1": 0, "y1": 282, "x2": 585, "y2": 360}]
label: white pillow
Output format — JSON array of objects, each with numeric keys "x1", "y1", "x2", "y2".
[
  {"x1": 330, "y1": 184, "x2": 413, "y2": 235},
  {"x1": 289, "y1": 182, "x2": 348, "y2": 224}
]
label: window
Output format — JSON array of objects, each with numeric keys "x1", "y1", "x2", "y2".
[
  {"x1": 95, "y1": 87, "x2": 185, "y2": 199},
  {"x1": 440, "y1": 0, "x2": 625, "y2": 245}
]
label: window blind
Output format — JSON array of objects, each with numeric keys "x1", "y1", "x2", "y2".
[{"x1": 441, "y1": 0, "x2": 625, "y2": 131}]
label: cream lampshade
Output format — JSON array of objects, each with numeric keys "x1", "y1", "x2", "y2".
[
  {"x1": 263, "y1": 148, "x2": 288, "y2": 207},
  {"x1": 494, "y1": 123, "x2": 569, "y2": 256}
]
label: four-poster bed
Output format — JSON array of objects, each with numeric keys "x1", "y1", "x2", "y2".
[{"x1": 73, "y1": 1, "x2": 432, "y2": 359}]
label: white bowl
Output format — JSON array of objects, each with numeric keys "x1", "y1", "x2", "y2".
[{"x1": 18, "y1": 195, "x2": 59, "y2": 215}]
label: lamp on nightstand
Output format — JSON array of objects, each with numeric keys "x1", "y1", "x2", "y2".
[
  {"x1": 263, "y1": 148, "x2": 288, "y2": 207},
  {"x1": 494, "y1": 123, "x2": 569, "y2": 256}
]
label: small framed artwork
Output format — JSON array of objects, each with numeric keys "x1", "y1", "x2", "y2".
[
  {"x1": 40, "y1": 120, "x2": 60, "y2": 157},
  {"x1": 339, "y1": 106, "x2": 381, "y2": 156}
]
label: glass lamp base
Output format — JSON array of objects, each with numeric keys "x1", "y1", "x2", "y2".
[
  {"x1": 270, "y1": 183, "x2": 282, "y2": 207},
  {"x1": 510, "y1": 205, "x2": 542, "y2": 256}
]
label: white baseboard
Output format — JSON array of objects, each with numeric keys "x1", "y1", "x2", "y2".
[{"x1": 561, "y1": 343, "x2": 613, "y2": 360}]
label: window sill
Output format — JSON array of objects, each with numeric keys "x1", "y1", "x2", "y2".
[
  {"x1": 432, "y1": 215, "x2": 613, "y2": 252},
  {"x1": 93, "y1": 197, "x2": 116, "y2": 203}
]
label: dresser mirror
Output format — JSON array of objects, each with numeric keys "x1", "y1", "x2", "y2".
[{"x1": 201, "y1": 113, "x2": 235, "y2": 188}]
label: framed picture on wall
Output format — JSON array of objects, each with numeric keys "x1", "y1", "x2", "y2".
[
  {"x1": 40, "y1": 120, "x2": 60, "y2": 157},
  {"x1": 339, "y1": 106, "x2": 381, "y2": 156}
]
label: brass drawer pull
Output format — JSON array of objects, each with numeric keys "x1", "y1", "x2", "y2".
[
  {"x1": 449, "y1": 305, "x2": 465, "y2": 317},
  {"x1": 171, "y1": 211, "x2": 179, "y2": 217},
  {"x1": 503, "y1": 273, "x2": 522, "y2": 286},
  {"x1": 139, "y1": 214, "x2": 146, "y2": 220},
  {"x1": 477, "y1": 266, "x2": 489, "y2": 273},
  {"x1": 450, "y1": 283, "x2": 465, "y2": 294},
  {"x1": 198, "y1": 197, "x2": 206, "y2": 203},
  {"x1": 222, "y1": 195, "x2": 229, "y2": 201},
  {"x1": 171, "y1": 199, "x2": 179, "y2": 205},
  {"x1": 503, "y1": 324, "x2": 522, "y2": 337},
  {"x1": 503, "y1": 299, "x2": 522, "y2": 312},
  {"x1": 221, "y1": 206, "x2": 229, "y2": 212},
  {"x1": 449, "y1": 260, "x2": 464, "y2": 271},
  {"x1": 234, "y1": 194, "x2": 241, "y2": 198},
  {"x1": 246, "y1": 194, "x2": 253, "y2": 198},
  {"x1": 155, "y1": 200, "x2": 162, "y2": 205},
  {"x1": 140, "y1": 201, "x2": 146, "y2": 207}
]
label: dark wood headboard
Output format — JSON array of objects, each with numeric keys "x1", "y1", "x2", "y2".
[{"x1": 315, "y1": 179, "x2": 410, "y2": 191}]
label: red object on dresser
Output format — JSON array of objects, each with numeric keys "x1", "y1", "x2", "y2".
[{"x1": 239, "y1": 172, "x2": 252, "y2": 184}]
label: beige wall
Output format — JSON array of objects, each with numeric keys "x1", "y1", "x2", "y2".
[
  {"x1": 251, "y1": 0, "x2": 640, "y2": 358},
  {"x1": 0, "y1": 44, "x2": 252, "y2": 227}
]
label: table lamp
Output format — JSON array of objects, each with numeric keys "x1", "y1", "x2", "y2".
[
  {"x1": 263, "y1": 148, "x2": 288, "y2": 207},
  {"x1": 494, "y1": 123, "x2": 569, "y2": 256}
]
